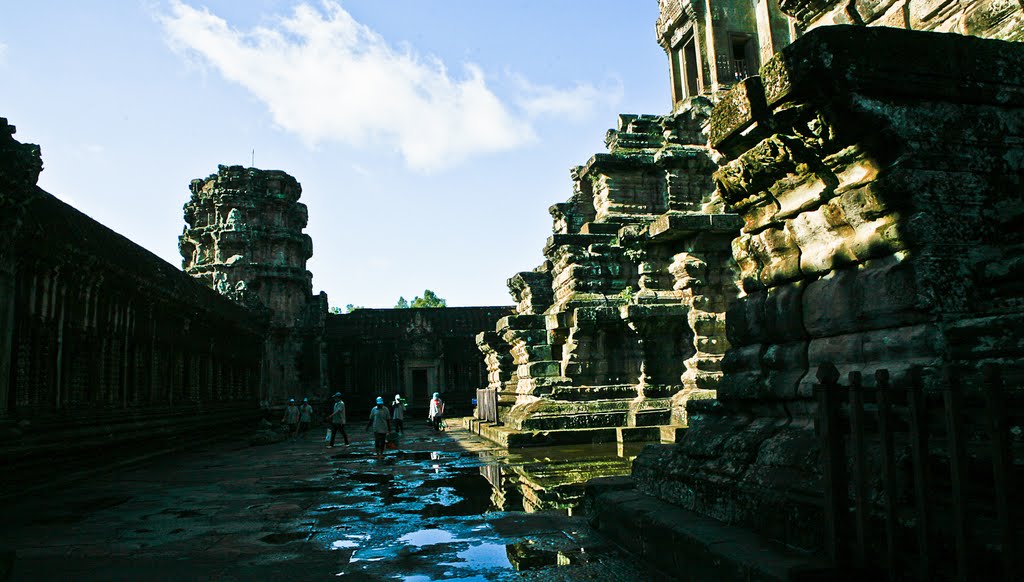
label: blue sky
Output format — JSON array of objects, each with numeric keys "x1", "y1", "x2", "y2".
[{"x1": 0, "y1": 1, "x2": 669, "y2": 308}]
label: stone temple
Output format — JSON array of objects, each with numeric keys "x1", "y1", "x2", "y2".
[
  {"x1": 1, "y1": 0, "x2": 1023, "y2": 579},
  {"x1": 180, "y1": 165, "x2": 329, "y2": 405}
]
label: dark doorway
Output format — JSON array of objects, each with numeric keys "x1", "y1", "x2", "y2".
[{"x1": 412, "y1": 369, "x2": 429, "y2": 403}]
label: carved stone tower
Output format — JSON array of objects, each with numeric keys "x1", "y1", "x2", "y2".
[{"x1": 180, "y1": 165, "x2": 327, "y2": 403}]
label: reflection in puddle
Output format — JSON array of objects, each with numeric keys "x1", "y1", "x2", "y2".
[
  {"x1": 329, "y1": 532, "x2": 368, "y2": 550},
  {"x1": 506, "y1": 540, "x2": 559, "y2": 571},
  {"x1": 398, "y1": 528, "x2": 458, "y2": 547},
  {"x1": 443, "y1": 542, "x2": 513, "y2": 571}
]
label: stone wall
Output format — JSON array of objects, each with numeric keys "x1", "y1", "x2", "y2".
[
  {"x1": 632, "y1": 25, "x2": 1024, "y2": 558},
  {"x1": 326, "y1": 307, "x2": 512, "y2": 414},
  {"x1": 180, "y1": 166, "x2": 327, "y2": 404},
  {"x1": 781, "y1": 0, "x2": 1024, "y2": 39},
  {"x1": 0, "y1": 118, "x2": 266, "y2": 497}
]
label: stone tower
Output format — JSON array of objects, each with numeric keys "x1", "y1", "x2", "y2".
[{"x1": 180, "y1": 165, "x2": 327, "y2": 403}]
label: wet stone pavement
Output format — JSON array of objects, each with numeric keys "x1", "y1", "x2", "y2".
[{"x1": 0, "y1": 421, "x2": 663, "y2": 581}]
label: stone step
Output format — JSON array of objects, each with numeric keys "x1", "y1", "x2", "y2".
[
  {"x1": 459, "y1": 417, "x2": 682, "y2": 449},
  {"x1": 584, "y1": 477, "x2": 830, "y2": 581}
]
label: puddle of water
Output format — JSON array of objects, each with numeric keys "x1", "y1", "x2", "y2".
[
  {"x1": 397, "y1": 528, "x2": 458, "y2": 547},
  {"x1": 442, "y1": 541, "x2": 513, "y2": 571},
  {"x1": 506, "y1": 540, "x2": 559, "y2": 571},
  {"x1": 330, "y1": 539, "x2": 359, "y2": 550},
  {"x1": 412, "y1": 468, "x2": 496, "y2": 517}
]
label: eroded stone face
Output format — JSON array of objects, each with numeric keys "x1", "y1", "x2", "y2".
[{"x1": 633, "y1": 25, "x2": 1024, "y2": 553}]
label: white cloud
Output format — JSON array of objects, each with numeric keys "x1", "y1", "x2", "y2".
[
  {"x1": 513, "y1": 75, "x2": 624, "y2": 122},
  {"x1": 160, "y1": 2, "x2": 619, "y2": 172},
  {"x1": 160, "y1": 1, "x2": 547, "y2": 171}
]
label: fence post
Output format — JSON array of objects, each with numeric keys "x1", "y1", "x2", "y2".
[
  {"x1": 816, "y1": 363, "x2": 846, "y2": 566},
  {"x1": 943, "y1": 366, "x2": 969, "y2": 582},
  {"x1": 906, "y1": 367, "x2": 930, "y2": 579},
  {"x1": 848, "y1": 371, "x2": 867, "y2": 568},
  {"x1": 982, "y1": 363, "x2": 1014, "y2": 580},
  {"x1": 875, "y1": 369, "x2": 897, "y2": 576}
]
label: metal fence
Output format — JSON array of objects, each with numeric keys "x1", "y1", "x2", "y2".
[{"x1": 815, "y1": 363, "x2": 1019, "y2": 580}]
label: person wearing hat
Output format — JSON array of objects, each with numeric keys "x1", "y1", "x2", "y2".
[
  {"x1": 366, "y1": 396, "x2": 391, "y2": 459},
  {"x1": 428, "y1": 392, "x2": 445, "y2": 432},
  {"x1": 392, "y1": 394, "x2": 406, "y2": 434},
  {"x1": 282, "y1": 398, "x2": 300, "y2": 436},
  {"x1": 297, "y1": 397, "x2": 313, "y2": 437},
  {"x1": 326, "y1": 392, "x2": 349, "y2": 448}
]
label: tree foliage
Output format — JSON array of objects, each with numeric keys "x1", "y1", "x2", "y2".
[
  {"x1": 395, "y1": 289, "x2": 446, "y2": 308},
  {"x1": 329, "y1": 304, "x2": 363, "y2": 314}
]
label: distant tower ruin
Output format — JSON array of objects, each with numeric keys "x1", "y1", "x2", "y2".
[{"x1": 180, "y1": 165, "x2": 327, "y2": 403}]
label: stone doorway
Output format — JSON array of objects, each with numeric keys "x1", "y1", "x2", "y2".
[{"x1": 412, "y1": 369, "x2": 429, "y2": 403}]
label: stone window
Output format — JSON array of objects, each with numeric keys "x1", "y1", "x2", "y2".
[
  {"x1": 671, "y1": 32, "x2": 700, "y2": 102},
  {"x1": 729, "y1": 33, "x2": 758, "y2": 81}
]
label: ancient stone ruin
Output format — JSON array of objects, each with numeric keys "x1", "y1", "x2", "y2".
[
  {"x1": 584, "y1": 1, "x2": 1024, "y2": 579},
  {"x1": 471, "y1": 102, "x2": 742, "y2": 446},
  {"x1": 179, "y1": 166, "x2": 328, "y2": 403}
]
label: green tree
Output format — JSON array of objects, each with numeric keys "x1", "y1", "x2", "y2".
[
  {"x1": 410, "y1": 289, "x2": 447, "y2": 308},
  {"x1": 329, "y1": 306, "x2": 344, "y2": 315},
  {"x1": 394, "y1": 290, "x2": 446, "y2": 308},
  {"x1": 329, "y1": 304, "x2": 362, "y2": 314}
]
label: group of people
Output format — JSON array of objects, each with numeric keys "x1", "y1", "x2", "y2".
[
  {"x1": 320, "y1": 392, "x2": 446, "y2": 459},
  {"x1": 280, "y1": 398, "x2": 314, "y2": 437}
]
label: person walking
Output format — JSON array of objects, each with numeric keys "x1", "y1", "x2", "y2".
[
  {"x1": 392, "y1": 394, "x2": 406, "y2": 434},
  {"x1": 297, "y1": 398, "x2": 313, "y2": 436},
  {"x1": 326, "y1": 392, "x2": 349, "y2": 448},
  {"x1": 428, "y1": 392, "x2": 445, "y2": 431},
  {"x1": 366, "y1": 397, "x2": 391, "y2": 459},
  {"x1": 282, "y1": 399, "x2": 300, "y2": 436}
]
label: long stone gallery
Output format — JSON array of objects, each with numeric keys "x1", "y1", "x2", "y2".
[{"x1": 1, "y1": 1, "x2": 1022, "y2": 580}]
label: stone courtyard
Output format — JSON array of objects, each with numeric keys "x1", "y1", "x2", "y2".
[{"x1": 0, "y1": 423, "x2": 657, "y2": 581}]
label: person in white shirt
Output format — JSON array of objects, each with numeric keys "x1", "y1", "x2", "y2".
[
  {"x1": 428, "y1": 392, "x2": 444, "y2": 431},
  {"x1": 366, "y1": 397, "x2": 391, "y2": 459},
  {"x1": 282, "y1": 399, "x2": 299, "y2": 436},
  {"x1": 326, "y1": 392, "x2": 349, "y2": 448},
  {"x1": 392, "y1": 394, "x2": 406, "y2": 434}
]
